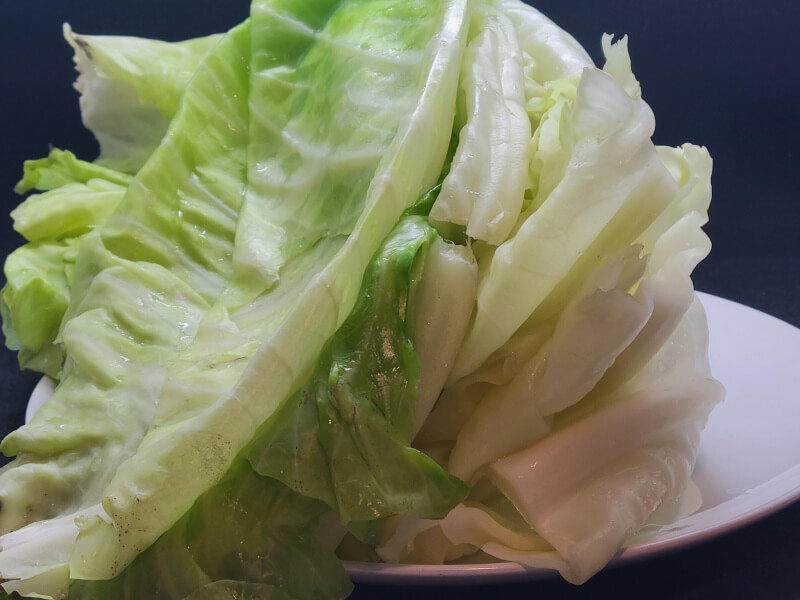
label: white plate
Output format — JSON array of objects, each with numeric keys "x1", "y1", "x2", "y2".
[{"x1": 25, "y1": 293, "x2": 800, "y2": 585}]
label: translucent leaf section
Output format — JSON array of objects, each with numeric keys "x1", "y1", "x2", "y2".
[
  {"x1": 65, "y1": 26, "x2": 224, "y2": 173},
  {"x1": 229, "y1": 0, "x2": 461, "y2": 302},
  {"x1": 430, "y1": 3, "x2": 530, "y2": 245},
  {"x1": 500, "y1": 0, "x2": 593, "y2": 82}
]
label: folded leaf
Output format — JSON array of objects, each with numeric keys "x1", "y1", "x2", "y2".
[
  {"x1": 248, "y1": 216, "x2": 469, "y2": 528},
  {"x1": 64, "y1": 26, "x2": 224, "y2": 173},
  {"x1": 68, "y1": 0, "x2": 470, "y2": 581},
  {"x1": 1, "y1": 21, "x2": 251, "y2": 597},
  {"x1": 430, "y1": 3, "x2": 530, "y2": 245}
]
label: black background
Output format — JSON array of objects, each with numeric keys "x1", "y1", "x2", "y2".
[{"x1": 1, "y1": 2, "x2": 799, "y2": 599}]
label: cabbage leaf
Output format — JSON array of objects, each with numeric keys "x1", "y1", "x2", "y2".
[{"x1": 0, "y1": 1, "x2": 721, "y2": 597}]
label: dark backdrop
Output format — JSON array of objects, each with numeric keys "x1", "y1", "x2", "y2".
[{"x1": 1, "y1": 2, "x2": 799, "y2": 599}]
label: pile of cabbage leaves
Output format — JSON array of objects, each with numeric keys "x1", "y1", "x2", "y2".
[{"x1": 0, "y1": 0, "x2": 723, "y2": 598}]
